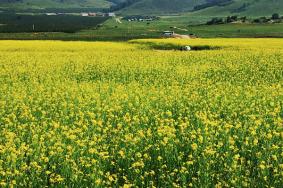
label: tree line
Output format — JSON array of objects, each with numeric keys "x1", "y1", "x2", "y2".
[{"x1": 206, "y1": 13, "x2": 282, "y2": 25}]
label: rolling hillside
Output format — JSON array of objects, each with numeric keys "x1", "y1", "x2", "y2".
[
  {"x1": 119, "y1": 0, "x2": 283, "y2": 16},
  {"x1": 118, "y1": 0, "x2": 205, "y2": 15},
  {"x1": 0, "y1": 0, "x2": 112, "y2": 10},
  {"x1": 188, "y1": 0, "x2": 283, "y2": 17},
  {"x1": 0, "y1": 0, "x2": 282, "y2": 17}
]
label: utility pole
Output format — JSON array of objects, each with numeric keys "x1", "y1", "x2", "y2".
[{"x1": 32, "y1": 24, "x2": 35, "y2": 31}]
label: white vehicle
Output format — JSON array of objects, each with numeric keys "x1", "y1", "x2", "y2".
[{"x1": 162, "y1": 31, "x2": 175, "y2": 37}]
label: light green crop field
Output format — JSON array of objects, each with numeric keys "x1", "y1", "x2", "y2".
[
  {"x1": 2, "y1": 17, "x2": 283, "y2": 40},
  {"x1": 0, "y1": 39, "x2": 282, "y2": 187}
]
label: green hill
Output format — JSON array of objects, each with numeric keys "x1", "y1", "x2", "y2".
[
  {"x1": 0, "y1": 0, "x2": 112, "y2": 10},
  {"x1": 119, "y1": 0, "x2": 205, "y2": 15},
  {"x1": 119, "y1": 0, "x2": 283, "y2": 16},
  {"x1": 1, "y1": 0, "x2": 283, "y2": 17},
  {"x1": 189, "y1": 0, "x2": 283, "y2": 17}
]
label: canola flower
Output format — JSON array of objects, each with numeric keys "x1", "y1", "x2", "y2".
[{"x1": 0, "y1": 39, "x2": 282, "y2": 187}]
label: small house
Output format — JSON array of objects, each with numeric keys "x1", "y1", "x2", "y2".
[
  {"x1": 88, "y1": 13, "x2": 97, "y2": 17},
  {"x1": 96, "y1": 12, "x2": 105, "y2": 17}
]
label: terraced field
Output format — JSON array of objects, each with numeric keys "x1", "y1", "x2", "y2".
[{"x1": 0, "y1": 39, "x2": 282, "y2": 187}]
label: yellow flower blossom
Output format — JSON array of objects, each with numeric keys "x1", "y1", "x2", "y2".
[{"x1": 0, "y1": 39, "x2": 282, "y2": 187}]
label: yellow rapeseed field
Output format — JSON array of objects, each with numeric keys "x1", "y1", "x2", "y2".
[{"x1": 0, "y1": 39, "x2": 282, "y2": 187}]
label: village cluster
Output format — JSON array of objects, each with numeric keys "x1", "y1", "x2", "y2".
[
  {"x1": 45, "y1": 12, "x2": 115, "y2": 17},
  {"x1": 122, "y1": 15, "x2": 159, "y2": 22}
]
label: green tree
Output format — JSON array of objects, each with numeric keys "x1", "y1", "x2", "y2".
[{"x1": 272, "y1": 13, "x2": 280, "y2": 20}]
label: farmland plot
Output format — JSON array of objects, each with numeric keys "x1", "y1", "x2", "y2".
[{"x1": 0, "y1": 39, "x2": 282, "y2": 187}]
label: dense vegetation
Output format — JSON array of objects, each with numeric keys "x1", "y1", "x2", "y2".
[
  {"x1": 0, "y1": 13, "x2": 108, "y2": 33},
  {"x1": 0, "y1": 39, "x2": 282, "y2": 187}
]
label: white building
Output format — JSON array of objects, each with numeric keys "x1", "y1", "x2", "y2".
[
  {"x1": 81, "y1": 13, "x2": 88, "y2": 17},
  {"x1": 108, "y1": 13, "x2": 115, "y2": 17},
  {"x1": 46, "y1": 13, "x2": 57, "y2": 16}
]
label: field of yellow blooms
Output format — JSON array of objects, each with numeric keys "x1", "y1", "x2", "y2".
[{"x1": 0, "y1": 39, "x2": 282, "y2": 187}]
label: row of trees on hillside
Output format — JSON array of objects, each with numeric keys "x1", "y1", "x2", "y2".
[
  {"x1": 207, "y1": 13, "x2": 282, "y2": 25},
  {"x1": 207, "y1": 15, "x2": 246, "y2": 25}
]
